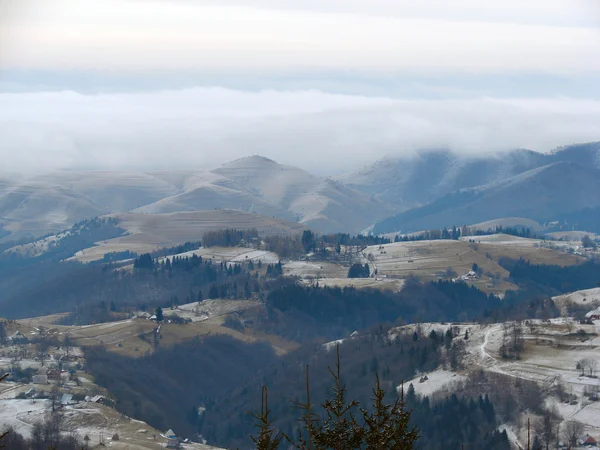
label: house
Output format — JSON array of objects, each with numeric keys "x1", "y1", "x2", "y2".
[
  {"x1": 89, "y1": 395, "x2": 115, "y2": 407},
  {"x1": 61, "y1": 394, "x2": 74, "y2": 405},
  {"x1": 166, "y1": 437, "x2": 179, "y2": 449},
  {"x1": 8, "y1": 331, "x2": 29, "y2": 344},
  {"x1": 583, "y1": 435, "x2": 598, "y2": 447},
  {"x1": 46, "y1": 369, "x2": 62, "y2": 381},
  {"x1": 32, "y1": 374, "x2": 48, "y2": 385},
  {"x1": 585, "y1": 308, "x2": 600, "y2": 321},
  {"x1": 25, "y1": 388, "x2": 37, "y2": 398}
]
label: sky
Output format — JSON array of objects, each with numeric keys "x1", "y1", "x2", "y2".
[{"x1": 1, "y1": 0, "x2": 600, "y2": 174}]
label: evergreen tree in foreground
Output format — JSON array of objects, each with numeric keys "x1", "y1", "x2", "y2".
[{"x1": 250, "y1": 345, "x2": 419, "y2": 449}]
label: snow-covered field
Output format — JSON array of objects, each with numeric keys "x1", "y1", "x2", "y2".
[
  {"x1": 400, "y1": 369, "x2": 466, "y2": 397},
  {"x1": 283, "y1": 260, "x2": 348, "y2": 278},
  {"x1": 0, "y1": 399, "x2": 51, "y2": 438},
  {"x1": 71, "y1": 210, "x2": 303, "y2": 263},
  {"x1": 389, "y1": 316, "x2": 600, "y2": 439},
  {"x1": 553, "y1": 288, "x2": 600, "y2": 309},
  {"x1": 301, "y1": 277, "x2": 405, "y2": 292},
  {"x1": 173, "y1": 299, "x2": 260, "y2": 322}
]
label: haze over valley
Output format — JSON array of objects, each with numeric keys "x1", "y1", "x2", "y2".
[{"x1": 3, "y1": 1, "x2": 600, "y2": 450}]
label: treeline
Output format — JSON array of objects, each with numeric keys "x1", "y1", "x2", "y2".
[
  {"x1": 545, "y1": 205, "x2": 600, "y2": 234},
  {"x1": 255, "y1": 280, "x2": 504, "y2": 341},
  {"x1": 393, "y1": 224, "x2": 541, "y2": 242},
  {"x1": 1, "y1": 252, "x2": 273, "y2": 321},
  {"x1": 199, "y1": 329, "x2": 508, "y2": 450},
  {"x1": 84, "y1": 335, "x2": 278, "y2": 438},
  {"x1": 468, "y1": 225, "x2": 540, "y2": 239},
  {"x1": 394, "y1": 225, "x2": 462, "y2": 242},
  {"x1": 264, "y1": 230, "x2": 391, "y2": 259},
  {"x1": 502, "y1": 258, "x2": 600, "y2": 294},
  {"x1": 0, "y1": 217, "x2": 124, "y2": 270},
  {"x1": 203, "y1": 229, "x2": 258, "y2": 247},
  {"x1": 347, "y1": 262, "x2": 370, "y2": 278}
]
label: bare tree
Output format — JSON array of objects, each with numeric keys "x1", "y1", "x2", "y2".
[
  {"x1": 577, "y1": 359, "x2": 587, "y2": 376},
  {"x1": 588, "y1": 359, "x2": 598, "y2": 377},
  {"x1": 563, "y1": 421, "x2": 583, "y2": 448},
  {"x1": 63, "y1": 333, "x2": 73, "y2": 359},
  {"x1": 36, "y1": 338, "x2": 51, "y2": 367},
  {"x1": 50, "y1": 386, "x2": 61, "y2": 412},
  {"x1": 534, "y1": 408, "x2": 559, "y2": 450}
]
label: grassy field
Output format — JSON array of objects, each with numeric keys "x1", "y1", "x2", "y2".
[
  {"x1": 71, "y1": 210, "x2": 303, "y2": 262},
  {"x1": 365, "y1": 236, "x2": 584, "y2": 294},
  {"x1": 13, "y1": 299, "x2": 298, "y2": 357},
  {"x1": 301, "y1": 277, "x2": 405, "y2": 292},
  {"x1": 365, "y1": 240, "x2": 516, "y2": 294}
]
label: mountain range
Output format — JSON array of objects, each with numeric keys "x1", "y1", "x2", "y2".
[{"x1": 1, "y1": 142, "x2": 599, "y2": 243}]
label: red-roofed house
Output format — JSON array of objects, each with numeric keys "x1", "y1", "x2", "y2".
[{"x1": 583, "y1": 435, "x2": 597, "y2": 447}]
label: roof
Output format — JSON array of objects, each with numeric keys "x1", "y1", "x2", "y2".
[
  {"x1": 90, "y1": 395, "x2": 104, "y2": 403},
  {"x1": 585, "y1": 308, "x2": 600, "y2": 318},
  {"x1": 165, "y1": 429, "x2": 176, "y2": 438},
  {"x1": 584, "y1": 436, "x2": 597, "y2": 444},
  {"x1": 61, "y1": 394, "x2": 73, "y2": 404}
]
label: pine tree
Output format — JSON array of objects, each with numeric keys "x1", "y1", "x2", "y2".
[
  {"x1": 250, "y1": 386, "x2": 284, "y2": 450},
  {"x1": 256, "y1": 345, "x2": 420, "y2": 450},
  {"x1": 155, "y1": 307, "x2": 164, "y2": 322}
]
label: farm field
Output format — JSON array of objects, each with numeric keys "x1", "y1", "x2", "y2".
[
  {"x1": 553, "y1": 288, "x2": 600, "y2": 312},
  {"x1": 71, "y1": 210, "x2": 303, "y2": 262},
  {"x1": 364, "y1": 240, "x2": 517, "y2": 294},
  {"x1": 12, "y1": 299, "x2": 297, "y2": 357},
  {"x1": 301, "y1": 277, "x2": 405, "y2": 292}
]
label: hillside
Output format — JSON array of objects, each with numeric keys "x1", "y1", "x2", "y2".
[
  {"x1": 373, "y1": 161, "x2": 600, "y2": 234},
  {"x1": 337, "y1": 148, "x2": 546, "y2": 208},
  {"x1": 72, "y1": 209, "x2": 304, "y2": 262},
  {"x1": 0, "y1": 157, "x2": 396, "y2": 243},
  {"x1": 338, "y1": 142, "x2": 600, "y2": 210},
  {"x1": 0, "y1": 182, "x2": 106, "y2": 242},
  {"x1": 136, "y1": 156, "x2": 396, "y2": 234}
]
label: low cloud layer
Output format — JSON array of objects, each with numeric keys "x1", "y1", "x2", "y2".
[{"x1": 1, "y1": 88, "x2": 599, "y2": 175}]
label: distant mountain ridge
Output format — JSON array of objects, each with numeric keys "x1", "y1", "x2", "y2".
[
  {"x1": 135, "y1": 155, "x2": 397, "y2": 234},
  {"x1": 338, "y1": 142, "x2": 600, "y2": 209},
  {"x1": 372, "y1": 159, "x2": 600, "y2": 234},
  {"x1": 2, "y1": 142, "x2": 600, "y2": 242},
  {"x1": 0, "y1": 156, "x2": 397, "y2": 242}
]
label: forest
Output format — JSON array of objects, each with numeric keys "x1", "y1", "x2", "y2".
[{"x1": 85, "y1": 326, "x2": 512, "y2": 450}]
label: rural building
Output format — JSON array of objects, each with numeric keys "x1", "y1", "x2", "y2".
[
  {"x1": 583, "y1": 435, "x2": 598, "y2": 447},
  {"x1": 8, "y1": 331, "x2": 29, "y2": 344},
  {"x1": 585, "y1": 308, "x2": 600, "y2": 321},
  {"x1": 32, "y1": 374, "x2": 48, "y2": 384},
  {"x1": 61, "y1": 394, "x2": 74, "y2": 405},
  {"x1": 88, "y1": 395, "x2": 115, "y2": 407},
  {"x1": 25, "y1": 388, "x2": 37, "y2": 397},
  {"x1": 46, "y1": 369, "x2": 62, "y2": 381}
]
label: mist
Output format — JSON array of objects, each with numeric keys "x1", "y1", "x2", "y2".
[{"x1": 1, "y1": 87, "x2": 599, "y2": 175}]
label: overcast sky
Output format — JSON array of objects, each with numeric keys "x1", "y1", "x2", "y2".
[{"x1": 1, "y1": 0, "x2": 600, "y2": 174}]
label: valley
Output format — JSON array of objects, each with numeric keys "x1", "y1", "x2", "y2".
[{"x1": 2, "y1": 143, "x2": 600, "y2": 449}]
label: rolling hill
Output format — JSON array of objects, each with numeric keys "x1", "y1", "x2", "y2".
[
  {"x1": 72, "y1": 209, "x2": 305, "y2": 262},
  {"x1": 0, "y1": 156, "x2": 397, "y2": 242},
  {"x1": 372, "y1": 161, "x2": 600, "y2": 234},
  {"x1": 337, "y1": 148, "x2": 546, "y2": 208},
  {"x1": 338, "y1": 142, "x2": 600, "y2": 210},
  {"x1": 134, "y1": 156, "x2": 397, "y2": 234}
]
